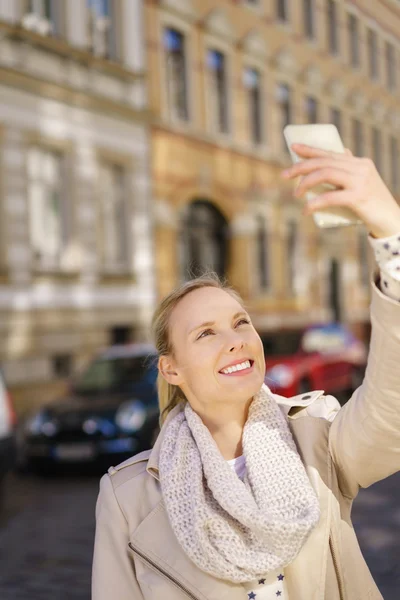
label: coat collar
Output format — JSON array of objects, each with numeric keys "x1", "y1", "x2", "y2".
[{"x1": 146, "y1": 387, "x2": 326, "y2": 481}]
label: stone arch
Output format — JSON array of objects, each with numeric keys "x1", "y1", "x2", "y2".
[{"x1": 179, "y1": 199, "x2": 229, "y2": 280}]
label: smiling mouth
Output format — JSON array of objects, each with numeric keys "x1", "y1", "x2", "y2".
[{"x1": 219, "y1": 359, "x2": 254, "y2": 375}]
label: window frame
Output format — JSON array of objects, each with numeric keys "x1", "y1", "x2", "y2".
[
  {"x1": 326, "y1": 0, "x2": 339, "y2": 56},
  {"x1": 96, "y1": 157, "x2": 132, "y2": 274},
  {"x1": 204, "y1": 33, "x2": 233, "y2": 140},
  {"x1": 303, "y1": 0, "x2": 316, "y2": 41},
  {"x1": 86, "y1": 0, "x2": 121, "y2": 61},
  {"x1": 159, "y1": 10, "x2": 194, "y2": 128},
  {"x1": 347, "y1": 11, "x2": 361, "y2": 70},
  {"x1": 26, "y1": 141, "x2": 72, "y2": 272}
]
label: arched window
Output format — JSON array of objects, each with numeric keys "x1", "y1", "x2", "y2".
[
  {"x1": 180, "y1": 200, "x2": 228, "y2": 280},
  {"x1": 256, "y1": 215, "x2": 269, "y2": 290}
]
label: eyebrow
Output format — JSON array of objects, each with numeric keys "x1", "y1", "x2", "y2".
[{"x1": 188, "y1": 311, "x2": 249, "y2": 336}]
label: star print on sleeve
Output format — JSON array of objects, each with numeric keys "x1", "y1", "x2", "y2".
[
  {"x1": 277, "y1": 574, "x2": 284, "y2": 581},
  {"x1": 258, "y1": 578, "x2": 266, "y2": 585},
  {"x1": 369, "y1": 233, "x2": 400, "y2": 302},
  {"x1": 276, "y1": 592, "x2": 282, "y2": 597},
  {"x1": 248, "y1": 592, "x2": 256, "y2": 599}
]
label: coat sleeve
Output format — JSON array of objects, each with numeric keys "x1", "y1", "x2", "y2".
[
  {"x1": 92, "y1": 474, "x2": 144, "y2": 600},
  {"x1": 329, "y1": 277, "x2": 400, "y2": 499}
]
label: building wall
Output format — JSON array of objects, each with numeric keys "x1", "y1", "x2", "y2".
[
  {"x1": 146, "y1": 0, "x2": 400, "y2": 337},
  {"x1": 0, "y1": 0, "x2": 155, "y2": 412}
]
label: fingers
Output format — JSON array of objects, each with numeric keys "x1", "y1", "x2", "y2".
[
  {"x1": 294, "y1": 167, "x2": 353, "y2": 198},
  {"x1": 282, "y1": 157, "x2": 354, "y2": 180},
  {"x1": 303, "y1": 189, "x2": 354, "y2": 214},
  {"x1": 290, "y1": 143, "x2": 345, "y2": 159}
]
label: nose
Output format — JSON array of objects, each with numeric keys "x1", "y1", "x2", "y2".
[{"x1": 227, "y1": 334, "x2": 245, "y2": 353}]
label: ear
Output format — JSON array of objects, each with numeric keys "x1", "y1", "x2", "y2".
[{"x1": 158, "y1": 355, "x2": 184, "y2": 386}]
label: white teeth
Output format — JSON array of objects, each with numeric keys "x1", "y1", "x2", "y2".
[{"x1": 221, "y1": 360, "x2": 251, "y2": 374}]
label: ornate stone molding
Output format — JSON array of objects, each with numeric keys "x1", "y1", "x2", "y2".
[
  {"x1": 389, "y1": 110, "x2": 400, "y2": 131},
  {"x1": 303, "y1": 65, "x2": 324, "y2": 94},
  {"x1": 350, "y1": 90, "x2": 368, "y2": 114},
  {"x1": 242, "y1": 30, "x2": 268, "y2": 61},
  {"x1": 230, "y1": 213, "x2": 258, "y2": 236},
  {"x1": 326, "y1": 78, "x2": 347, "y2": 104},
  {"x1": 160, "y1": 0, "x2": 198, "y2": 22},
  {"x1": 273, "y1": 47, "x2": 299, "y2": 78},
  {"x1": 369, "y1": 100, "x2": 386, "y2": 123},
  {"x1": 204, "y1": 8, "x2": 236, "y2": 43},
  {"x1": 154, "y1": 199, "x2": 178, "y2": 229}
]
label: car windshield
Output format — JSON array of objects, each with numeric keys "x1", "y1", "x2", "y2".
[
  {"x1": 73, "y1": 355, "x2": 158, "y2": 395},
  {"x1": 301, "y1": 326, "x2": 348, "y2": 354}
]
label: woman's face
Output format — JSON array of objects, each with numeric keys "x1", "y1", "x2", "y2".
[{"x1": 161, "y1": 287, "x2": 265, "y2": 410}]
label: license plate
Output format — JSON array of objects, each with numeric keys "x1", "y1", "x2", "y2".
[{"x1": 55, "y1": 443, "x2": 96, "y2": 461}]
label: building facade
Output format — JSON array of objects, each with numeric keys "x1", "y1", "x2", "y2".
[
  {"x1": 146, "y1": 0, "x2": 400, "y2": 348},
  {"x1": 0, "y1": 0, "x2": 154, "y2": 411}
]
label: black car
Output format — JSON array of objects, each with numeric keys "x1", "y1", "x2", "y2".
[
  {"x1": 0, "y1": 373, "x2": 17, "y2": 503},
  {"x1": 20, "y1": 344, "x2": 160, "y2": 472}
]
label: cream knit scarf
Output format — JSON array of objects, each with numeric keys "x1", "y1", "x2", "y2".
[{"x1": 159, "y1": 384, "x2": 321, "y2": 584}]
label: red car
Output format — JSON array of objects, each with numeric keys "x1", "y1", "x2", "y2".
[{"x1": 263, "y1": 323, "x2": 367, "y2": 399}]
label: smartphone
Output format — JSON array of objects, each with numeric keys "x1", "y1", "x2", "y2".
[{"x1": 283, "y1": 124, "x2": 361, "y2": 228}]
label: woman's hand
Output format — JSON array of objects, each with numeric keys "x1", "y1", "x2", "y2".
[{"x1": 281, "y1": 143, "x2": 400, "y2": 239}]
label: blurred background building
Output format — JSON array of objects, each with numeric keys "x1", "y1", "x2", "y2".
[
  {"x1": 0, "y1": 0, "x2": 154, "y2": 412},
  {"x1": 0, "y1": 0, "x2": 400, "y2": 414}
]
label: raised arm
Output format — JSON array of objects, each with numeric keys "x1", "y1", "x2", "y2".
[{"x1": 282, "y1": 145, "x2": 400, "y2": 498}]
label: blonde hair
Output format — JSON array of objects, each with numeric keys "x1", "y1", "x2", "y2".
[{"x1": 151, "y1": 272, "x2": 244, "y2": 425}]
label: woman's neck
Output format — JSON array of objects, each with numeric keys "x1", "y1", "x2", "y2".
[{"x1": 192, "y1": 398, "x2": 253, "y2": 460}]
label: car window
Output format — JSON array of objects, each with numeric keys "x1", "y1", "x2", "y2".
[
  {"x1": 0, "y1": 373, "x2": 11, "y2": 438},
  {"x1": 73, "y1": 355, "x2": 158, "y2": 394},
  {"x1": 301, "y1": 326, "x2": 349, "y2": 354}
]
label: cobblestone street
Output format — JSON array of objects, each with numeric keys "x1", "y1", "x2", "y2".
[{"x1": 0, "y1": 469, "x2": 399, "y2": 599}]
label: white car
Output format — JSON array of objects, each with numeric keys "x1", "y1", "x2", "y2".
[{"x1": 0, "y1": 373, "x2": 16, "y2": 503}]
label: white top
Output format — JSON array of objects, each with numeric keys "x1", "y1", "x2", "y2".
[{"x1": 227, "y1": 456, "x2": 288, "y2": 599}]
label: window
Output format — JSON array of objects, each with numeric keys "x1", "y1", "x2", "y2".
[
  {"x1": 244, "y1": 67, "x2": 263, "y2": 145},
  {"x1": 164, "y1": 28, "x2": 189, "y2": 122},
  {"x1": 327, "y1": 0, "x2": 338, "y2": 55},
  {"x1": 305, "y1": 96, "x2": 318, "y2": 123},
  {"x1": 358, "y1": 232, "x2": 370, "y2": 288},
  {"x1": 276, "y1": 83, "x2": 292, "y2": 152},
  {"x1": 207, "y1": 49, "x2": 229, "y2": 135},
  {"x1": 277, "y1": 0, "x2": 288, "y2": 22},
  {"x1": 352, "y1": 119, "x2": 364, "y2": 157},
  {"x1": 390, "y1": 137, "x2": 399, "y2": 191},
  {"x1": 256, "y1": 216, "x2": 269, "y2": 290},
  {"x1": 372, "y1": 128, "x2": 382, "y2": 175},
  {"x1": 330, "y1": 108, "x2": 341, "y2": 135},
  {"x1": 348, "y1": 14, "x2": 360, "y2": 68},
  {"x1": 385, "y1": 42, "x2": 396, "y2": 91},
  {"x1": 27, "y1": 147, "x2": 68, "y2": 268},
  {"x1": 87, "y1": 0, "x2": 117, "y2": 60},
  {"x1": 287, "y1": 220, "x2": 298, "y2": 295},
  {"x1": 99, "y1": 163, "x2": 129, "y2": 270},
  {"x1": 303, "y1": 0, "x2": 315, "y2": 40},
  {"x1": 22, "y1": 0, "x2": 62, "y2": 36},
  {"x1": 52, "y1": 354, "x2": 73, "y2": 378},
  {"x1": 367, "y1": 28, "x2": 379, "y2": 80}
]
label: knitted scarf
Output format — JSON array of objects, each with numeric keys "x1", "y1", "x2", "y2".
[{"x1": 158, "y1": 384, "x2": 321, "y2": 583}]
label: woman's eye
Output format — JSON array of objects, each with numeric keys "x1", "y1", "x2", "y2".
[
  {"x1": 236, "y1": 318, "x2": 250, "y2": 327},
  {"x1": 197, "y1": 329, "x2": 214, "y2": 340}
]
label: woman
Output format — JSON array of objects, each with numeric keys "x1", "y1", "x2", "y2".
[{"x1": 92, "y1": 145, "x2": 400, "y2": 600}]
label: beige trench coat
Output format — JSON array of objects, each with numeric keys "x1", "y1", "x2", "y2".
[{"x1": 92, "y1": 281, "x2": 400, "y2": 600}]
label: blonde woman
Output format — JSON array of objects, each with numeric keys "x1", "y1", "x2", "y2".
[{"x1": 92, "y1": 145, "x2": 400, "y2": 600}]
